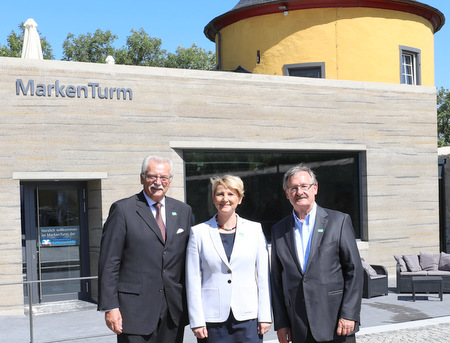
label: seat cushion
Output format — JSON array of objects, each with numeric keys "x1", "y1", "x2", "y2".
[
  {"x1": 362, "y1": 260, "x2": 378, "y2": 276},
  {"x1": 394, "y1": 255, "x2": 407, "y2": 272},
  {"x1": 400, "y1": 271, "x2": 428, "y2": 276},
  {"x1": 403, "y1": 254, "x2": 421, "y2": 272},
  {"x1": 420, "y1": 252, "x2": 439, "y2": 271},
  {"x1": 439, "y1": 252, "x2": 450, "y2": 271},
  {"x1": 427, "y1": 270, "x2": 450, "y2": 276}
]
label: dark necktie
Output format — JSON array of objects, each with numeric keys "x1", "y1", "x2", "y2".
[{"x1": 153, "y1": 202, "x2": 166, "y2": 242}]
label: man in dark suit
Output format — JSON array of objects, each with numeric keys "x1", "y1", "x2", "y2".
[
  {"x1": 98, "y1": 155, "x2": 192, "y2": 343},
  {"x1": 271, "y1": 164, "x2": 363, "y2": 343}
]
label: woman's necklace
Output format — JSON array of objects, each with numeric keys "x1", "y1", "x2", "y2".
[{"x1": 216, "y1": 215, "x2": 236, "y2": 231}]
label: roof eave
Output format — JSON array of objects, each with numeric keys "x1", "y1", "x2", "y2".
[{"x1": 204, "y1": 0, "x2": 445, "y2": 41}]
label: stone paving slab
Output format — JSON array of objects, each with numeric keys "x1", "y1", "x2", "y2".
[
  {"x1": 3, "y1": 287, "x2": 450, "y2": 343},
  {"x1": 357, "y1": 322, "x2": 450, "y2": 343}
]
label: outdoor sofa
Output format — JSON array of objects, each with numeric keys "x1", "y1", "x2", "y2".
[{"x1": 395, "y1": 252, "x2": 450, "y2": 293}]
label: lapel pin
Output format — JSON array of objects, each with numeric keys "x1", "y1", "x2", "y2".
[
  {"x1": 172, "y1": 212, "x2": 178, "y2": 216},
  {"x1": 318, "y1": 228, "x2": 323, "y2": 232}
]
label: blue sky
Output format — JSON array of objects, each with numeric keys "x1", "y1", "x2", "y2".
[{"x1": 1, "y1": 0, "x2": 448, "y2": 89}]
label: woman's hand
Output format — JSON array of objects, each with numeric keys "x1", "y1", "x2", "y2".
[
  {"x1": 192, "y1": 326, "x2": 208, "y2": 339},
  {"x1": 258, "y1": 322, "x2": 271, "y2": 335}
]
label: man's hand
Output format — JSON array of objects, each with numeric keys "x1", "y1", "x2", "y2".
[
  {"x1": 257, "y1": 322, "x2": 271, "y2": 335},
  {"x1": 276, "y1": 327, "x2": 292, "y2": 343},
  {"x1": 192, "y1": 326, "x2": 208, "y2": 339},
  {"x1": 336, "y1": 318, "x2": 355, "y2": 336},
  {"x1": 105, "y1": 309, "x2": 123, "y2": 334}
]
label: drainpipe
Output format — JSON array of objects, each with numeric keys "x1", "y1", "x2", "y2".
[{"x1": 211, "y1": 27, "x2": 222, "y2": 70}]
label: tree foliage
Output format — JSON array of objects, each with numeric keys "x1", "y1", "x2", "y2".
[
  {"x1": 166, "y1": 44, "x2": 216, "y2": 70},
  {"x1": 62, "y1": 29, "x2": 118, "y2": 63},
  {"x1": 114, "y1": 28, "x2": 167, "y2": 67},
  {"x1": 0, "y1": 23, "x2": 54, "y2": 59},
  {"x1": 1, "y1": 23, "x2": 215, "y2": 70},
  {"x1": 438, "y1": 87, "x2": 450, "y2": 147},
  {"x1": 62, "y1": 28, "x2": 215, "y2": 70}
]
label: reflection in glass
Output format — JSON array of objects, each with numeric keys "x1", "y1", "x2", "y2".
[
  {"x1": 185, "y1": 151, "x2": 361, "y2": 242},
  {"x1": 36, "y1": 189, "x2": 81, "y2": 296}
]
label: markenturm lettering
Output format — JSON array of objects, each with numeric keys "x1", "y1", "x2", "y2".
[{"x1": 16, "y1": 79, "x2": 133, "y2": 100}]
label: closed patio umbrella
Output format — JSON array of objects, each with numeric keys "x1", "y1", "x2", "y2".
[{"x1": 21, "y1": 18, "x2": 43, "y2": 60}]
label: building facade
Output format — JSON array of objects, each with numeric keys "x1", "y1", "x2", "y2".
[
  {"x1": 0, "y1": 56, "x2": 439, "y2": 314},
  {"x1": 205, "y1": 0, "x2": 444, "y2": 85}
]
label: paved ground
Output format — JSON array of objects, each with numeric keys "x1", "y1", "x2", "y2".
[
  {"x1": 354, "y1": 288, "x2": 450, "y2": 343},
  {"x1": 3, "y1": 284, "x2": 450, "y2": 342},
  {"x1": 356, "y1": 319, "x2": 450, "y2": 343}
]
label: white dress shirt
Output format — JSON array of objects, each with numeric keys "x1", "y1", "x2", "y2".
[
  {"x1": 293, "y1": 203, "x2": 317, "y2": 272},
  {"x1": 143, "y1": 192, "x2": 167, "y2": 225}
]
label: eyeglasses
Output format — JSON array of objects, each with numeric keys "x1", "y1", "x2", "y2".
[
  {"x1": 288, "y1": 183, "x2": 315, "y2": 194},
  {"x1": 143, "y1": 174, "x2": 172, "y2": 183}
]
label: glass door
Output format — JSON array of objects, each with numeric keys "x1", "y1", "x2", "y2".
[{"x1": 21, "y1": 182, "x2": 90, "y2": 303}]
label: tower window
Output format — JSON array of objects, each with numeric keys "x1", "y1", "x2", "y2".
[
  {"x1": 283, "y1": 62, "x2": 325, "y2": 78},
  {"x1": 400, "y1": 46, "x2": 421, "y2": 85}
]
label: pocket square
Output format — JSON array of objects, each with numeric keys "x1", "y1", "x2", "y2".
[{"x1": 176, "y1": 228, "x2": 184, "y2": 234}]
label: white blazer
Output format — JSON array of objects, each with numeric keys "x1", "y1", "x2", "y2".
[{"x1": 186, "y1": 215, "x2": 272, "y2": 329}]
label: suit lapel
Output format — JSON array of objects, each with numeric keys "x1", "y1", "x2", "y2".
[
  {"x1": 208, "y1": 217, "x2": 231, "y2": 268},
  {"x1": 164, "y1": 198, "x2": 178, "y2": 245},
  {"x1": 229, "y1": 215, "x2": 244, "y2": 265},
  {"x1": 135, "y1": 192, "x2": 165, "y2": 244},
  {"x1": 284, "y1": 216, "x2": 303, "y2": 274},
  {"x1": 305, "y1": 205, "x2": 327, "y2": 273}
]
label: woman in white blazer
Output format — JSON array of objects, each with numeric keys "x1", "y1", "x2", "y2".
[{"x1": 186, "y1": 175, "x2": 272, "y2": 343}]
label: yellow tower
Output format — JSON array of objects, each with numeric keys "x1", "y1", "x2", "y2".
[{"x1": 205, "y1": 0, "x2": 444, "y2": 86}]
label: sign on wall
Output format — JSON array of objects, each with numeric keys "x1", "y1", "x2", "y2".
[
  {"x1": 16, "y1": 79, "x2": 133, "y2": 100},
  {"x1": 39, "y1": 226, "x2": 80, "y2": 246}
]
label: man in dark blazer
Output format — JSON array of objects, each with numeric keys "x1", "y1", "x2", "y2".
[
  {"x1": 271, "y1": 164, "x2": 363, "y2": 343},
  {"x1": 98, "y1": 155, "x2": 192, "y2": 343}
]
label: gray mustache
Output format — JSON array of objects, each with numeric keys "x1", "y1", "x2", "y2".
[{"x1": 150, "y1": 184, "x2": 165, "y2": 191}]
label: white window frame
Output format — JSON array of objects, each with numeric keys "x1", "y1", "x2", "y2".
[{"x1": 399, "y1": 46, "x2": 421, "y2": 85}]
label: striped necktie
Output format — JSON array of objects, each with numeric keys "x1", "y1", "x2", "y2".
[{"x1": 153, "y1": 202, "x2": 166, "y2": 242}]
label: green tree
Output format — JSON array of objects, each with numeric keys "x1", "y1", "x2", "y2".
[
  {"x1": 438, "y1": 87, "x2": 450, "y2": 147},
  {"x1": 0, "y1": 23, "x2": 54, "y2": 59},
  {"x1": 62, "y1": 29, "x2": 117, "y2": 63},
  {"x1": 1, "y1": 22, "x2": 216, "y2": 69},
  {"x1": 165, "y1": 44, "x2": 216, "y2": 70},
  {"x1": 114, "y1": 28, "x2": 167, "y2": 67}
]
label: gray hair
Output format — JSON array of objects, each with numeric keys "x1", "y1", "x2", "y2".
[
  {"x1": 141, "y1": 155, "x2": 173, "y2": 176},
  {"x1": 282, "y1": 164, "x2": 317, "y2": 190}
]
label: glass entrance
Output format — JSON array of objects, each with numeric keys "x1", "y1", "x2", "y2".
[{"x1": 21, "y1": 182, "x2": 90, "y2": 303}]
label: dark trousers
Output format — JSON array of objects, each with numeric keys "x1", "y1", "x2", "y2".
[
  {"x1": 305, "y1": 330, "x2": 356, "y2": 343},
  {"x1": 198, "y1": 311, "x2": 262, "y2": 343},
  {"x1": 118, "y1": 301, "x2": 185, "y2": 343}
]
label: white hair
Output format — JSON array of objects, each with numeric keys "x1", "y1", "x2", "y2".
[{"x1": 141, "y1": 155, "x2": 173, "y2": 176}]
